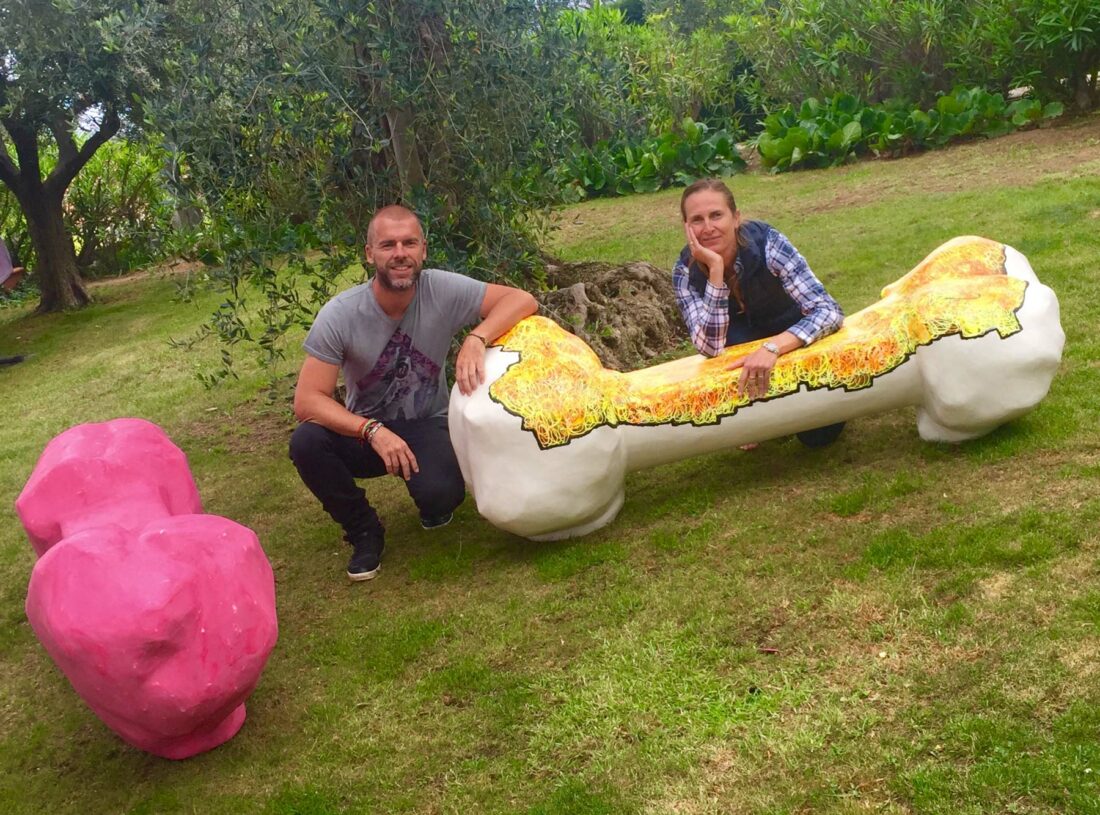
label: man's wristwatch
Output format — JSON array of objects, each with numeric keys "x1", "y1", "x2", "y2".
[{"x1": 761, "y1": 341, "x2": 781, "y2": 356}]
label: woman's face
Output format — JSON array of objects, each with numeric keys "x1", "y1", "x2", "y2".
[{"x1": 683, "y1": 189, "x2": 741, "y2": 261}]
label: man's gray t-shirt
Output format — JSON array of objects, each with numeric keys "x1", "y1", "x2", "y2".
[{"x1": 303, "y1": 269, "x2": 487, "y2": 421}]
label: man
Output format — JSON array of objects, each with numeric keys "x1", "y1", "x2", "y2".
[{"x1": 289, "y1": 205, "x2": 538, "y2": 581}]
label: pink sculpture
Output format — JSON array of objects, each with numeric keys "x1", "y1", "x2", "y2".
[
  {"x1": 16, "y1": 419, "x2": 278, "y2": 760},
  {"x1": 18, "y1": 418, "x2": 204, "y2": 556}
]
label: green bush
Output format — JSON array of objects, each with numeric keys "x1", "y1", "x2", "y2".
[
  {"x1": 725, "y1": 0, "x2": 1100, "y2": 113},
  {"x1": 66, "y1": 138, "x2": 176, "y2": 278},
  {"x1": 0, "y1": 137, "x2": 176, "y2": 279},
  {"x1": 555, "y1": 1, "x2": 752, "y2": 144},
  {"x1": 557, "y1": 118, "x2": 746, "y2": 199},
  {"x1": 1014, "y1": 0, "x2": 1100, "y2": 111},
  {"x1": 727, "y1": 0, "x2": 988, "y2": 107},
  {"x1": 0, "y1": 187, "x2": 31, "y2": 271},
  {"x1": 756, "y1": 88, "x2": 1063, "y2": 172}
]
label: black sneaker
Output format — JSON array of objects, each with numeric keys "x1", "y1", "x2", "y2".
[
  {"x1": 420, "y1": 511, "x2": 453, "y2": 530},
  {"x1": 346, "y1": 529, "x2": 385, "y2": 581}
]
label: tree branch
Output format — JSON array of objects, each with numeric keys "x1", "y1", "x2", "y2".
[
  {"x1": 47, "y1": 107, "x2": 121, "y2": 194},
  {"x1": 49, "y1": 114, "x2": 79, "y2": 168},
  {"x1": 5, "y1": 119, "x2": 41, "y2": 191}
]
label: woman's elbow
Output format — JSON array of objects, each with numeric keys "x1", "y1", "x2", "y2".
[{"x1": 694, "y1": 338, "x2": 721, "y2": 358}]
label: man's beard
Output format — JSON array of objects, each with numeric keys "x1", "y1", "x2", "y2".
[{"x1": 376, "y1": 261, "x2": 421, "y2": 291}]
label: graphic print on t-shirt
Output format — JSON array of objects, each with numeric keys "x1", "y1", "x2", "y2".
[{"x1": 356, "y1": 329, "x2": 441, "y2": 420}]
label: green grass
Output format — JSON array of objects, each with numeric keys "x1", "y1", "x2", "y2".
[{"x1": 2, "y1": 115, "x2": 1100, "y2": 813}]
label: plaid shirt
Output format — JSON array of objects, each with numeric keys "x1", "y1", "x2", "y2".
[{"x1": 672, "y1": 227, "x2": 843, "y2": 357}]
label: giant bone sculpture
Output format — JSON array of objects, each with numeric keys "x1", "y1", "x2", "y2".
[
  {"x1": 450, "y1": 237, "x2": 1064, "y2": 541},
  {"x1": 16, "y1": 418, "x2": 278, "y2": 760}
]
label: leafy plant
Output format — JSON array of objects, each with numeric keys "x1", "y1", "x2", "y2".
[
  {"x1": 65, "y1": 138, "x2": 175, "y2": 279},
  {"x1": 1, "y1": 137, "x2": 178, "y2": 280},
  {"x1": 1015, "y1": 0, "x2": 1100, "y2": 110},
  {"x1": 756, "y1": 87, "x2": 1063, "y2": 172},
  {"x1": 558, "y1": 118, "x2": 746, "y2": 199},
  {"x1": 756, "y1": 94, "x2": 869, "y2": 171},
  {"x1": 725, "y1": 0, "x2": 1099, "y2": 114},
  {"x1": 555, "y1": 1, "x2": 750, "y2": 143}
]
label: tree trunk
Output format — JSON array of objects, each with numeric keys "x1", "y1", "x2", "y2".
[
  {"x1": 22, "y1": 186, "x2": 90, "y2": 312},
  {"x1": 1073, "y1": 72, "x2": 1094, "y2": 112},
  {"x1": 1072, "y1": 52, "x2": 1098, "y2": 112},
  {"x1": 2, "y1": 97, "x2": 118, "y2": 312},
  {"x1": 385, "y1": 106, "x2": 426, "y2": 200}
]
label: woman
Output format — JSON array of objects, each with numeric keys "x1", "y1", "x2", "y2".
[
  {"x1": 673, "y1": 178, "x2": 845, "y2": 447},
  {"x1": 0, "y1": 237, "x2": 26, "y2": 292}
]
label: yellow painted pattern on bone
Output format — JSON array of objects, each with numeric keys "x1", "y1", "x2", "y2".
[{"x1": 490, "y1": 236, "x2": 1027, "y2": 448}]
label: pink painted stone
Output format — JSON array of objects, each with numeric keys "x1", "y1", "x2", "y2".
[
  {"x1": 16, "y1": 418, "x2": 203, "y2": 557},
  {"x1": 17, "y1": 419, "x2": 278, "y2": 759},
  {"x1": 25, "y1": 515, "x2": 278, "y2": 759}
]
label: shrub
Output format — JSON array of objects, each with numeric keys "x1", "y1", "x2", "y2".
[
  {"x1": 756, "y1": 88, "x2": 1063, "y2": 172},
  {"x1": 557, "y1": 118, "x2": 746, "y2": 199},
  {"x1": 554, "y1": 2, "x2": 752, "y2": 143},
  {"x1": 65, "y1": 139, "x2": 175, "y2": 278},
  {"x1": 0, "y1": 138, "x2": 176, "y2": 280},
  {"x1": 727, "y1": 0, "x2": 985, "y2": 107},
  {"x1": 726, "y1": 0, "x2": 1100, "y2": 113}
]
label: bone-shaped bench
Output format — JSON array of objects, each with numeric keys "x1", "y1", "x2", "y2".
[
  {"x1": 16, "y1": 418, "x2": 278, "y2": 759},
  {"x1": 449, "y1": 236, "x2": 1065, "y2": 541}
]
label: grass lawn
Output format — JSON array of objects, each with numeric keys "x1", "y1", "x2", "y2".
[{"x1": 2, "y1": 114, "x2": 1099, "y2": 814}]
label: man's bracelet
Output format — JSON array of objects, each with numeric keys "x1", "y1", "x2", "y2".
[
  {"x1": 357, "y1": 418, "x2": 382, "y2": 444},
  {"x1": 467, "y1": 332, "x2": 488, "y2": 346}
]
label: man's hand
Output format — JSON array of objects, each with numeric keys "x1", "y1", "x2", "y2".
[
  {"x1": 455, "y1": 333, "x2": 486, "y2": 396},
  {"x1": 461, "y1": 285, "x2": 536, "y2": 395},
  {"x1": 369, "y1": 426, "x2": 419, "y2": 480},
  {"x1": 727, "y1": 346, "x2": 778, "y2": 400}
]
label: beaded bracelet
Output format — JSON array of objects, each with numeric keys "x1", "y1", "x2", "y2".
[{"x1": 357, "y1": 418, "x2": 381, "y2": 444}]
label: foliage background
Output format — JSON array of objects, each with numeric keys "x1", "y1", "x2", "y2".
[{"x1": 5, "y1": 0, "x2": 1098, "y2": 328}]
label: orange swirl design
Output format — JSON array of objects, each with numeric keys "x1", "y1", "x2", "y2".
[{"x1": 490, "y1": 237, "x2": 1027, "y2": 449}]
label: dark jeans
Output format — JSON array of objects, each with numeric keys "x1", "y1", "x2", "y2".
[
  {"x1": 795, "y1": 422, "x2": 845, "y2": 448},
  {"x1": 726, "y1": 319, "x2": 845, "y2": 449},
  {"x1": 289, "y1": 417, "x2": 466, "y2": 537}
]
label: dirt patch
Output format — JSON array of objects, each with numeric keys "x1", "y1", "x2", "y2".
[
  {"x1": 538, "y1": 259, "x2": 689, "y2": 371},
  {"x1": 86, "y1": 258, "x2": 208, "y2": 290},
  {"x1": 1058, "y1": 639, "x2": 1100, "y2": 679},
  {"x1": 977, "y1": 573, "x2": 1014, "y2": 601},
  {"x1": 177, "y1": 388, "x2": 297, "y2": 457}
]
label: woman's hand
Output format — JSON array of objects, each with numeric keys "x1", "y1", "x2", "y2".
[
  {"x1": 685, "y1": 223, "x2": 724, "y2": 284},
  {"x1": 727, "y1": 346, "x2": 778, "y2": 400}
]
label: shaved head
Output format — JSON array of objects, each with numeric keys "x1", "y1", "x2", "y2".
[
  {"x1": 364, "y1": 204, "x2": 428, "y2": 293},
  {"x1": 366, "y1": 205, "x2": 423, "y2": 245}
]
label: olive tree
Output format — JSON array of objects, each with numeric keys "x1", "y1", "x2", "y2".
[
  {"x1": 0, "y1": 0, "x2": 181, "y2": 311},
  {"x1": 155, "y1": 0, "x2": 578, "y2": 378}
]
